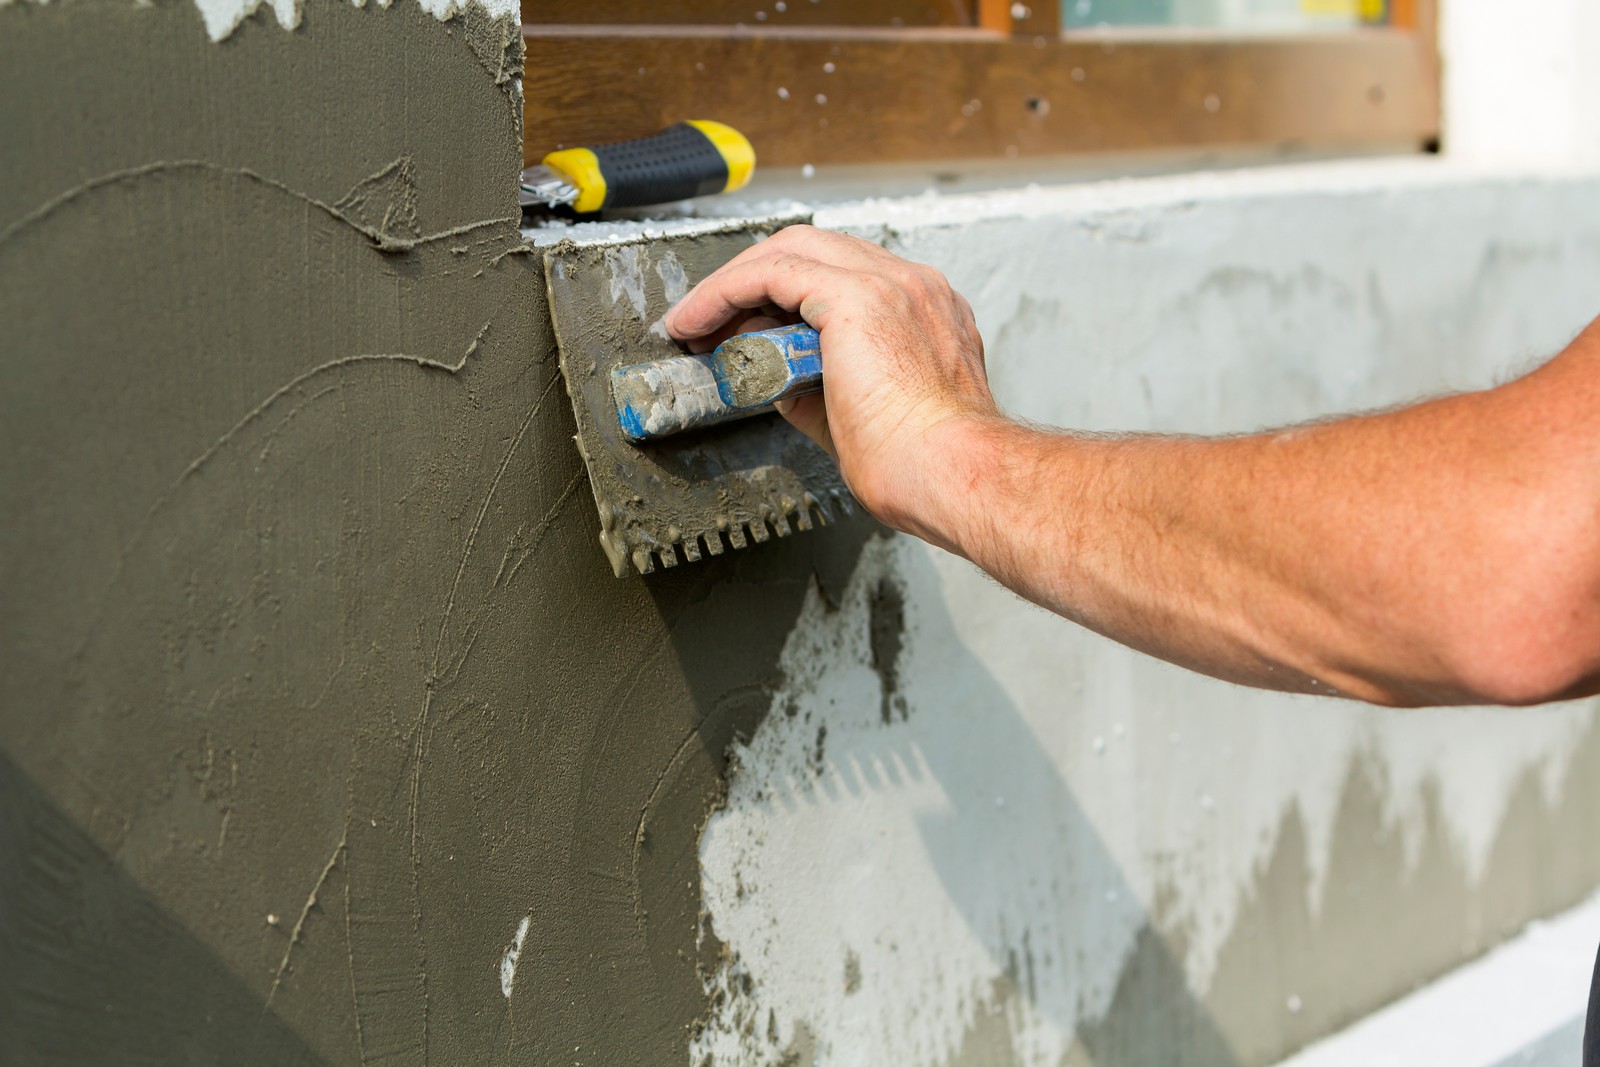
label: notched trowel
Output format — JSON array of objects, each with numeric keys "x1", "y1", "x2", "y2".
[{"x1": 543, "y1": 219, "x2": 853, "y2": 578}]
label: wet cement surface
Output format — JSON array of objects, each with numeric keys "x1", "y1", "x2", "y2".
[{"x1": 0, "y1": 0, "x2": 872, "y2": 1061}]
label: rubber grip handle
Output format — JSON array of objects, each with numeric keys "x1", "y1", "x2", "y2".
[{"x1": 589, "y1": 122, "x2": 740, "y2": 211}]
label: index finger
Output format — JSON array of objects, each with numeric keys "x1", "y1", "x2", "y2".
[
  {"x1": 666, "y1": 227, "x2": 892, "y2": 340},
  {"x1": 664, "y1": 249, "x2": 856, "y2": 341}
]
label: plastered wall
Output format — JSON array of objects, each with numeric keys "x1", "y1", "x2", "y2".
[
  {"x1": 0, "y1": 1, "x2": 867, "y2": 1062},
  {"x1": 2, "y1": 2, "x2": 1598, "y2": 1066},
  {"x1": 695, "y1": 165, "x2": 1600, "y2": 1066}
]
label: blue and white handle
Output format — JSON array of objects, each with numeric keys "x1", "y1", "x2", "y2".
[{"x1": 612, "y1": 324, "x2": 822, "y2": 443}]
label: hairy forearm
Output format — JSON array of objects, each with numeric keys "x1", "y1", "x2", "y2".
[
  {"x1": 922, "y1": 375, "x2": 1600, "y2": 706},
  {"x1": 665, "y1": 227, "x2": 1600, "y2": 708}
]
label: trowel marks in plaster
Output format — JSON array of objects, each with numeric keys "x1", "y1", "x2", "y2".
[
  {"x1": 695, "y1": 535, "x2": 1600, "y2": 1067},
  {"x1": 0, "y1": 0, "x2": 875, "y2": 1062}
]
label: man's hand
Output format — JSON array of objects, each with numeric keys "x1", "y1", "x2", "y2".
[{"x1": 664, "y1": 225, "x2": 997, "y2": 546}]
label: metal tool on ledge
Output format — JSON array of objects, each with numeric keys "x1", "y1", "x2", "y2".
[{"x1": 520, "y1": 120, "x2": 756, "y2": 215}]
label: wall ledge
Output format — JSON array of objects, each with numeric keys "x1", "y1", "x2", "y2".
[{"x1": 1272, "y1": 889, "x2": 1600, "y2": 1067}]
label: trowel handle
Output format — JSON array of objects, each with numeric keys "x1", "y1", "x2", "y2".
[
  {"x1": 611, "y1": 325, "x2": 822, "y2": 444},
  {"x1": 711, "y1": 324, "x2": 822, "y2": 408},
  {"x1": 543, "y1": 121, "x2": 755, "y2": 214}
]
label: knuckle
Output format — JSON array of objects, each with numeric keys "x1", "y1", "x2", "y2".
[{"x1": 771, "y1": 224, "x2": 813, "y2": 245}]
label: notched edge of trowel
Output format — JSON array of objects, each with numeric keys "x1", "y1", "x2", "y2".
[{"x1": 543, "y1": 215, "x2": 855, "y2": 578}]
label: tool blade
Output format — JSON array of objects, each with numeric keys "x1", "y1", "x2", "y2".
[
  {"x1": 543, "y1": 219, "x2": 853, "y2": 577},
  {"x1": 519, "y1": 164, "x2": 578, "y2": 209}
]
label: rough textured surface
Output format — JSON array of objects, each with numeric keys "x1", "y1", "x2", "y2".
[{"x1": 0, "y1": 0, "x2": 870, "y2": 1063}]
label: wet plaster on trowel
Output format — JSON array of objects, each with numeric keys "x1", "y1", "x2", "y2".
[
  {"x1": 695, "y1": 170, "x2": 1600, "y2": 1067},
  {"x1": 600, "y1": 241, "x2": 693, "y2": 340},
  {"x1": 0, "y1": 0, "x2": 877, "y2": 1062},
  {"x1": 544, "y1": 220, "x2": 852, "y2": 576}
]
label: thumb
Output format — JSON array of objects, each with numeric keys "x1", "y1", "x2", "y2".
[{"x1": 775, "y1": 393, "x2": 836, "y2": 461}]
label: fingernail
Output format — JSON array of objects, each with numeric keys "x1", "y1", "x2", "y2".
[{"x1": 773, "y1": 399, "x2": 794, "y2": 416}]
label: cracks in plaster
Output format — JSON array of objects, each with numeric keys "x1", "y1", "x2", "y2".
[
  {"x1": 76, "y1": 346, "x2": 496, "y2": 673},
  {"x1": 432, "y1": 369, "x2": 562, "y2": 674},
  {"x1": 342, "y1": 876, "x2": 369, "y2": 1066},
  {"x1": 11, "y1": 156, "x2": 526, "y2": 679},
  {"x1": 388, "y1": 370, "x2": 560, "y2": 1061}
]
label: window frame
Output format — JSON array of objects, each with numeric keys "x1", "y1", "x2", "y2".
[{"x1": 521, "y1": 1, "x2": 1438, "y2": 171}]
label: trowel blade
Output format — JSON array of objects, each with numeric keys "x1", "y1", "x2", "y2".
[{"x1": 543, "y1": 218, "x2": 853, "y2": 578}]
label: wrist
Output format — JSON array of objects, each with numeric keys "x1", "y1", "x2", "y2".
[{"x1": 890, "y1": 414, "x2": 1020, "y2": 558}]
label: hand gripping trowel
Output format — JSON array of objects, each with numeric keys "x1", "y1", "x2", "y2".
[{"x1": 543, "y1": 220, "x2": 853, "y2": 578}]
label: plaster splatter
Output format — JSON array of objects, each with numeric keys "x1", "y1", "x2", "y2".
[
  {"x1": 697, "y1": 536, "x2": 1599, "y2": 1067},
  {"x1": 605, "y1": 244, "x2": 650, "y2": 322},
  {"x1": 0, "y1": 0, "x2": 518, "y2": 42},
  {"x1": 650, "y1": 250, "x2": 691, "y2": 339},
  {"x1": 500, "y1": 914, "x2": 531, "y2": 999}
]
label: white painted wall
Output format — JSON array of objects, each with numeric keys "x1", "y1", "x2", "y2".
[{"x1": 1443, "y1": 0, "x2": 1600, "y2": 162}]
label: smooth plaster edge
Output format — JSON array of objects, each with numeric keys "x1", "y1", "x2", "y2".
[
  {"x1": 1271, "y1": 889, "x2": 1600, "y2": 1067},
  {"x1": 524, "y1": 157, "x2": 1600, "y2": 255},
  {"x1": 810, "y1": 157, "x2": 1600, "y2": 233},
  {"x1": 522, "y1": 213, "x2": 810, "y2": 249},
  {"x1": 0, "y1": 0, "x2": 518, "y2": 42}
]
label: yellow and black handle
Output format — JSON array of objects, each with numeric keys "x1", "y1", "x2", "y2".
[{"x1": 543, "y1": 120, "x2": 755, "y2": 214}]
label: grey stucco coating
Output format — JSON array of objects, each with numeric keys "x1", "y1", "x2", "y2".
[
  {"x1": 0, "y1": 0, "x2": 870, "y2": 1061},
  {"x1": 692, "y1": 532, "x2": 1600, "y2": 1066}
]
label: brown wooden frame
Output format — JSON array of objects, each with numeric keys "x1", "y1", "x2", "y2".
[{"x1": 522, "y1": 1, "x2": 1437, "y2": 170}]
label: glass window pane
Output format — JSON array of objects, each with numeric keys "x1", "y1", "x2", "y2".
[{"x1": 1063, "y1": 0, "x2": 1389, "y2": 31}]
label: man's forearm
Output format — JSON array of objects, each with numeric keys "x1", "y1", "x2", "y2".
[
  {"x1": 928, "y1": 371, "x2": 1600, "y2": 706},
  {"x1": 666, "y1": 228, "x2": 1600, "y2": 708}
]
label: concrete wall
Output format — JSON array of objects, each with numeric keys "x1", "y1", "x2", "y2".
[
  {"x1": 695, "y1": 164, "x2": 1600, "y2": 1067},
  {"x1": 2, "y1": 2, "x2": 1597, "y2": 1066}
]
